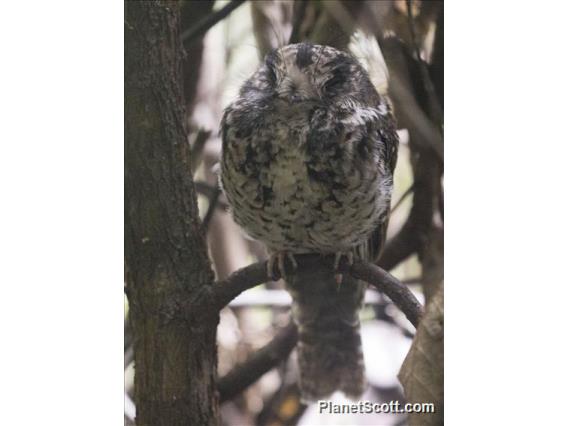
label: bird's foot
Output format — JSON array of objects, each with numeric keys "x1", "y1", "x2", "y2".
[
  {"x1": 267, "y1": 252, "x2": 298, "y2": 281},
  {"x1": 333, "y1": 251, "x2": 354, "y2": 290}
]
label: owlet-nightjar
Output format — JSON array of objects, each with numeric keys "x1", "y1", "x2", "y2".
[{"x1": 220, "y1": 43, "x2": 398, "y2": 402}]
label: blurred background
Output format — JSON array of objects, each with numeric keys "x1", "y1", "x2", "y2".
[{"x1": 125, "y1": 1, "x2": 443, "y2": 424}]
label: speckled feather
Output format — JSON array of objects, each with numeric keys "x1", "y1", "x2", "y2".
[{"x1": 220, "y1": 43, "x2": 398, "y2": 401}]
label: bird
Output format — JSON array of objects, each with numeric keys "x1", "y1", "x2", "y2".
[{"x1": 220, "y1": 42, "x2": 398, "y2": 402}]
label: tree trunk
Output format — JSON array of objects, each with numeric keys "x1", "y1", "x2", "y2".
[{"x1": 125, "y1": 1, "x2": 218, "y2": 425}]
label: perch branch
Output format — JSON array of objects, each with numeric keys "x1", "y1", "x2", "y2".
[
  {"x1": 181, "y1": 0, "x2": 246, "y2": 44},
  {"x1": 209, "y1": 254, "x2": 423, "y2": 328},
  {"x1": 166, "y1": 256, "x2": 421, "y2": 326},
  {"x1": 213, "y1": 255, "x2": 423, "y2": 402},
  {"x1": 211, "y1": 261, "x2": 272, "y2": 310},
  {"x1": 346, "y1": 260, "x2": 423, "y2": 327},
  {"x1": 163, "y1": 257, "x2": 422, "y2": 400},
  {"x1": 218, "y1": 321, "x2": 298, "y2": 402}
]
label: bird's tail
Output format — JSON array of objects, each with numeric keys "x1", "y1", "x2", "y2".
[{"x1": 286, "y1": 267, "x2": 367, "y2": 403}]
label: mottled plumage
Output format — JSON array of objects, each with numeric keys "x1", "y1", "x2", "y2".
[{"x1": 220, "y1": 43, "x2": 398, "y2": 401}]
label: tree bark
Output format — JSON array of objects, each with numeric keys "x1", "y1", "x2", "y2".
[{"x1": 125, "y1": 2, "x2": 218, "y2": 425}]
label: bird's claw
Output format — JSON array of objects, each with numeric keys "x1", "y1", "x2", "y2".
[{"x1": 267, "y1": 252, "x2": 298, "y2": 280}]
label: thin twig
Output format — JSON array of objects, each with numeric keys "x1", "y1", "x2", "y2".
[
  {"x1": 194, "y1": 181, "x2": 218, "y2": 199},
  {"x1": 218, "y1": 321, "x2": 298, "y2": 402},
  {"x1": 194, "y1": 181, "x2": 229, "y2": 210},
  {"x1": 201, "y1": 185, "x2": 221, "y2": 232},
  {"x1": 190, "y1": 129, "x2": 211, "y2": 173},
  {"x1": 181, "y1": 0, "x2": 247, "y2": 44},
  {"x1": 401, "y1": 276, "x2": 421, "y2": 285},
  {"x1": 391, "y1": 184, "x2": 414, "y2": 214}
]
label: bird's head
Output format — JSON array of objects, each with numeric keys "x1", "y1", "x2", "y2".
[{"x1": 261, "y1": 43, "x2": 365, "y2": 105}]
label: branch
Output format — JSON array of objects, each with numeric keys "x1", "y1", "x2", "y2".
[
  {"x1": 251, "y1": 1, "x2": 293, "y2": 58},
  {"x1": 228, "y1": 288, "x2": 398, "y2": 307},
  {"x1": 429, "y1": 3, "x2": 444, "y2": 110},
  {"x1": 162, "y1": 256, "x2": 422, "y2": 400},
  {"x1": 209, "y1": 254, "x2": 423, "y2": 328},
  {"x1": 218, "y1": 322, "x2": 298, "y2": 402},
  {"x1": 379, "y1": 149, "x2": 441, "y2": 271},
  {"x1": 211, "y1": 260, "x2": 271, "y2": 310},
  {"x1": 378, "y1": 84, "x2": 443, "y2": 271},
  {"x1": 189, "y1": 128, "x2": 211, "y2": 173},
  {"x1": 401, "y1": 276, "x2": 421, "y2": 285},
  {"x1": 194, "y1": 181, "x2": 229, "y2": 210},
  {"x1": 200, "y1": 185, "x2": 221, "y2": 232},
  {"x1": 347, "y1": 260, "x2": 423, "y2": 327},
  {"x1": 378, "y1": 222, "x2": 417, "y2": 272},
  {"x1": 181, "y1": 0, "x2": 246, "y2": 44},
  {"x1": 387, "y1": 66, "x2": 444, "y2": 161},
  {"x1": 390, "y1": 183, "x2": 414, "y2": 214},
  {"x1": 162, "y1": 256, "x2": 422, "y2": 327},
  {"x1": 405, "y1": 0, "x2": 443, "y2": 128},
  {"x1": 289, "y1": 0, "x2": 308, "y2": 44},
  {"x1": 211, "y1": 255, "x2": 423, "y2": 402}
]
